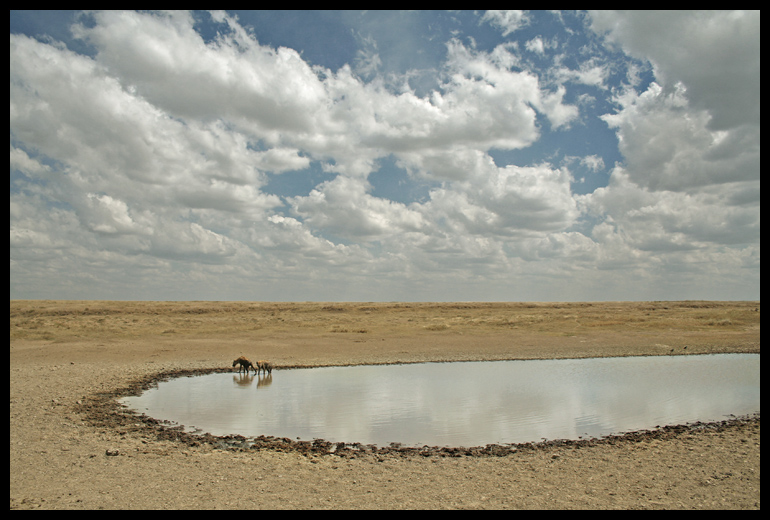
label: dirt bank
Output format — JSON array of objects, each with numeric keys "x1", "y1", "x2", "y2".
[{"x1": 10, "y1": 301, "x2": 760, "y2": 509}]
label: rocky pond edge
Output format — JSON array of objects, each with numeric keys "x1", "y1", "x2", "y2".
[{"x1": 73, "y1": 361, "x2": 761, "y2": 460}]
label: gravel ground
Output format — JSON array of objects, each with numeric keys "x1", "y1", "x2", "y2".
[{"x1": 10, "y1": 301, "x2": 760, "y2": 509}]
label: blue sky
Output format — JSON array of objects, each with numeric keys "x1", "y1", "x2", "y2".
[{"x1": 10, "y1": 11, "x2": 760, "y2": 301}]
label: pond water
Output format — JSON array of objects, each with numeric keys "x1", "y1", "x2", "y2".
[{"x1": 120, "y1": 354, "x2": 760, "y2": 447}]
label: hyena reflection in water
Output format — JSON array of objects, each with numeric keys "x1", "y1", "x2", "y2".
[{"x1": 232, "y1": 356, "x2": 256, "y2": 374}]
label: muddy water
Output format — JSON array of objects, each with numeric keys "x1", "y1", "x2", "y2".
[{"x1": 120, "y1": 354, "x2": 760, "y2": 447}]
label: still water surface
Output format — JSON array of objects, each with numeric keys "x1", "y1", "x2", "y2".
[{"x1": 120, "y1": 354, "x2": 759, "y2": 447}]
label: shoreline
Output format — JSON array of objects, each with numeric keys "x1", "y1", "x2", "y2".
[
  {"x1": 11, "y1": 300, "x2": 760, "y2": 509},
  {"x1": 89, "y1": 353, "x2": 760, "y2": 457}
]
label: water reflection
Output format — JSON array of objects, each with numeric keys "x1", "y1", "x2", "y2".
[
  {"x1": 229, "y1": 372, "x2": 274, "y2": 389},
  {"x1": 121, "y1": 354, "x2": 760, "y2": 447}
]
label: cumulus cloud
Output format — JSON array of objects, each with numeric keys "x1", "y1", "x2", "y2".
[
  {"x1": 525, "y1": 37, "x2": 545, "y2": 55},
  {"x1": 481, "y1": 10, "x2": 529, "y2": 37},
  {"x1": 9, "y1": 10, "x2": 760, "y2": 301},
  {"x1": 10, "y1": 146, "x2": 51, "y2": 177},
  {"x1": 583, "y1": 167, "x2": 759, "y2": 249},
  {"x1": 600, "y1": 82, "x2": 759, "y2": 191},
  {"x1": 71, "y1": 11, "x2": 327, "y2": 134},
  {"x1": 424, "y1": 162, "x2": 578, "y2": 237},
  {"x1": 580, "y1": 155, "x2": 605, "y2": 172},
  {"x1": 253, "y1": 148, "x2": 310, "y2": 174},
  {"x1": 289, "y1": 176, "x2": 427, "y2": 240},
  {"x1": 589, "y1": 10, "x2": 760, "y2": 130},
  {"x1": 573, "y1": 9, "x2": 760, "y2": 297}
]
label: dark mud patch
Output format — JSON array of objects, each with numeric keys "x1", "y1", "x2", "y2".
[{"x1": 76, "y1": 365, "x2": 760, "y2": 460}]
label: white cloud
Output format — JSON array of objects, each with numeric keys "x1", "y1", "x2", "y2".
[
  {"x1": 62, "y1": 14, "x2": 579, "y2": 172},
  {"x1": 555, "y1": 60, "x2": 609, "y2": 88},
  {"x1": 581, "y1": 166, "x2": 760, "y2": 253},
  {"x1": 352, "y1": 32, "x2": 382, "y2": 80},
  {"x1": 10, "y1": 146, "x2": 51, "y2": 177},
  {"x1": 578, "y1": 10, "x2": 760, "y2": 286},
  {"x1": 71, "y1": 10, "x2": 328, "y2": 134},
  {"x1": 10, "y1": 32, "x2": 283, "y2": 207},
  {"x1": 425, "y1": 162, "x2": 578, "y2": 236},
  {"x1": 442, "y1": 39, "x2": 577, "y2": 132},
  {"x1": 253, "y1": 148, "x2": 310, "y2": 174},
  {"x1": 525, "y1": 37, "x2": 545, "y2": 55},
  {"x1": 601, "y1": 81, "x2": 759, "y2": 192},
  {"x1": 481, "y1": 10, "x2": 529, "y2": 37},
  {"x1": 9, "y1": 10, "x2": 760, "y2": 301},
  {"x1": 580, "y1": 155, "x2": 604, "y2": 172},
  {"x1": 396, "y1": 147, "x2": 496, "y2": 182},
  {"x1": 589, "y1": 10, "x2": 760, "y2": 130},
  {"x1": 83, "y1": 193, "x2": 147, "y2": 235},
  {"x1": 289, "y1": 176, "x2": 427, "y2": 240}
]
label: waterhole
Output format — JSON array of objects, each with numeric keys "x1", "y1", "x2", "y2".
[{"x1": 120, "y1": 354, "x2": 759, "y2": 447}]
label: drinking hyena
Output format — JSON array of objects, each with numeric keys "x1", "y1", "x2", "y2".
[
  {"x1": 232, "y1": 356, "x2": 256, "y2": 374},
  {"x1": 256, "y1": 360, "x2": 273, "y2": 375}
]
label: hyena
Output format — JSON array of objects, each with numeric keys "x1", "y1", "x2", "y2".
[
  {"x1": 232, "y1": 356, "x2": 256, "y2": 374},
  {"x1": 256, "y1": 360, "x2": 273, "y2": 375}
]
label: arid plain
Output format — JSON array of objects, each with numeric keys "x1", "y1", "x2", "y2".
[{"x1": 10, "y1": 300, "x2": 760, "y2": 509}]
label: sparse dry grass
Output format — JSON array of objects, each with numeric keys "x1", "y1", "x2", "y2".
[
  {"x1": 10, "y1": 299, "x2": 760, "y2": 509},
  {"x1": 10, "y1": 299, "x2": 760, "y2": 343}
]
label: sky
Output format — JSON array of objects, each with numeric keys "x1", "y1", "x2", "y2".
[{"x1": 10, "y1": 10, "x2": 760, "y2": 302}]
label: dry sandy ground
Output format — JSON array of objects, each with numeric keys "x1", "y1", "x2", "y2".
[{"x1": 10, "y1": 301, "x2": 760, "y2": 509}]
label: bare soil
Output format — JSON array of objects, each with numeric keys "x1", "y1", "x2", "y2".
[{"x1": 10, "y1": 300, "x2": 760, "y2": 509}]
